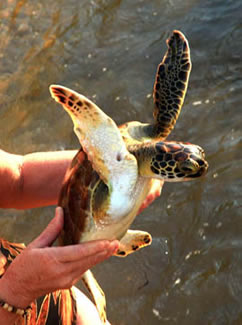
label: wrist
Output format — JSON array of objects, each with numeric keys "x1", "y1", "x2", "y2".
[
  {"x1": 0, "y1": 275, "x2": 32, "y2": 309},
  {"x1": 0, "y1": 306, "x2": 19, "y2": 324}
]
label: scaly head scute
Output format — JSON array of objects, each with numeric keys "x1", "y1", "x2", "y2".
[
  {"x1": 153, "y1": 142, "x2": 208, "y2": 180},
  {"x1": 131, "y1": 141, "x2": 208, "y2": 181}
]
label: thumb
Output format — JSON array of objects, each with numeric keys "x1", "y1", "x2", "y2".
[{"x1": 28, "y1": 207, "x2": 64, "y2": 249}]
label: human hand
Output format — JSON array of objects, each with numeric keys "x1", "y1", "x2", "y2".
[
  {"x1": 138, "y1": 179, "x2": 163, "y2": 214},
  {"x1": 0, "y1": 207, "x2": 119, "y2": 309}
]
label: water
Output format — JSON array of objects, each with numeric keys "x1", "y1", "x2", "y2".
[{"x1": 0, "y1": 0, "x2": 241, "y2": 324}]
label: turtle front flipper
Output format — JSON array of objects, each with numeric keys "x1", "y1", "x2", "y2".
[
  {"x1": 82, "y1": 270, "x2": 107, "y2": 324},
  {"x1": 50, "y1": 85, "x2": 138, "y2": 217},
  {"x1": 153, "y1": 30, "x2": 191, "y2": 139},
  {"x1": 115, "y1": 230, "x2": 152, "y2": 257}
]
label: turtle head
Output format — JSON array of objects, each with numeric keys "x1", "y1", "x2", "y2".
[
  {"x1": 132, "y1": 141, "x2": 208, "y2": 181},
  {"x1": 173, "y1": 143, "x2": 208, "y2": 180}
]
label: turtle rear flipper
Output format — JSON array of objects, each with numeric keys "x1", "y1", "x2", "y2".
[
  {"x1": 82, "y1": 270, "x2": 107, "y2": 324},
  {"x1": 115, "y1": 229, "x2": 152, "y2": 257},
  {"x1": 153, "y1": 30, "x2": 191, "y2": 139}
]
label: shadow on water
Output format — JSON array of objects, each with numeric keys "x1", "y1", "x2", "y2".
[{"x1": 0, "y1": 1, "x2": 242, "y2": 324}]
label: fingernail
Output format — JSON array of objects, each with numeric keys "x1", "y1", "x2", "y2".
[
  {"x1": 56, "y1": 206, "x2": 63, "y2": 216},
  {"x1": 109, "y1": 240, "x2": 120, "y2": 253}
]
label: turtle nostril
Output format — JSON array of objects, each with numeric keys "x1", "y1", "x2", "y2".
[{"x1": 197, "y1": 159, "x2": 205, "y2": 166}]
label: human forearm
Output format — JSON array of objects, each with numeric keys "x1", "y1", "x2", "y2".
[
  {"x1": 0, "y1": 148, "x2": 162, "y2": 210},
  {"x1": 0, "y1": 149, "x2": 80, "y2": 209},
  {"x1": 18, "y1": 150, "x2": 78, "y2": 209}
]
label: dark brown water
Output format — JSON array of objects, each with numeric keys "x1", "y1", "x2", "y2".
[{"x1": 0, "y1": 1, "x2": 241, "y2": 324}]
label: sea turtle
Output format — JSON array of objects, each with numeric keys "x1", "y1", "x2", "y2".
[{"x1": 50, "y1": 30, "x2": 208, "y2": 323}]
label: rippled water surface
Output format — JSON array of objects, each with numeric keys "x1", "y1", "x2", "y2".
[{"x1": 0, "y1": 1, "x2": 241, "y2": 324}]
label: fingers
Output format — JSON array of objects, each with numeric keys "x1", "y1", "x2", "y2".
[
  {"x1": 47, "y1": 240, "x2": 119, "y2": 289},
  {"x1": 2, "y1": 236, "x2": 119, "y2": 305},
  {"x1": 53, "y1": 240, "x2": 119, "y2": 263},
  {"x1": 28, "y1": 207, "x2": 64, "y2": 249},
  {"x1": 70, "y1": 240, "x2": 119, "y2": 284},
  {"x1": 68, "y1": 242, "x2": 118, "y2": 280},
  {"x1": 138, "y1": 179, "x2": 164, "y2": 214},
  {"x1": 150, "y1": 179, "x2": 163, "y2": 197}
]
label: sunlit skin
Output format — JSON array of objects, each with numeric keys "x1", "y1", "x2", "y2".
[{"x1": 0, "y1": 149, "x2": 162, "y2": 325}]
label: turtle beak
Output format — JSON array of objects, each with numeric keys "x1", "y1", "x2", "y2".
[
  {"x1": 188, "y1": 160, "x2": 209, "y2": 178},
  {"x1": 178, "y1": 157, "x2": 208, "y2": 179}
]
